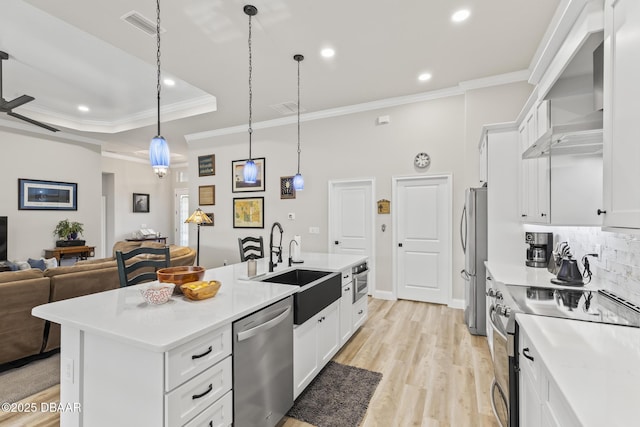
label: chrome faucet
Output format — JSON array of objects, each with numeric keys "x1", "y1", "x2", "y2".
[
  {"x1": 288, "y1": 239, "x2": 299, "y2": 267},
  {"x1": 269, "y1": 222, "x2": 283, "y2": 272}
]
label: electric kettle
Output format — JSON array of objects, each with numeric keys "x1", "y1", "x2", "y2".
[{"x1": 551, "y1": 255, "x2": 584, "y2": 286}]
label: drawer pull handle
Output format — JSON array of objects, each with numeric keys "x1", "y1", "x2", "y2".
[
  {"x1": 522, "y1": 347, "x2": 535, "y2": 362},
  {"x1": 191, "y1": 346, "x2": 213, "y2": 360},
  {"x1": 192, "y1": 383, "x2": 213, "y2": 400},
  {"x1": 209, "y1": 422, "x2": 213, "y2": 427},
  {"x1": 358, "y1": 309, "x2": 364, "y2": 315},
  {"x1": 344, "y1": 275, "x2": 349, "y2": 279}
]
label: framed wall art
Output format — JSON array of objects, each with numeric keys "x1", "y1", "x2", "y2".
[
  {"x1": 232, "y1": 158, "x2": 265, "y2": 192},
  {"x1": 133, "y1": 193, "x2": 150, "y2": 213},
  {"x1": 18, "y1": 178, "x2": 78, "y2": 211},
  {"x1": 280, "y1": 176, "x2": 296, "y2": 199},
  {"x1": 199, "y1": 185, "x2": 215, "y2": 205},
  {"x1": 198, "y1": 154, "x2": 215, "y2": 177},
  {"x1": 233, "y1": 197, "x2": 264, "y2": 228}
]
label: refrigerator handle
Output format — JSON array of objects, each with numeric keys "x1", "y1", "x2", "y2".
[{"x1": 460, "y1": 205, "x2": 467, "y2": 253}]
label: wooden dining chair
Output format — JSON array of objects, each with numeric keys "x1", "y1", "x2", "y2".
[
  {"x1": 238, "y1": 236, "x2": 264, "y2": 262},
  {"x1": 115, "y1": 246, "x2": 170, "y2": 287}
]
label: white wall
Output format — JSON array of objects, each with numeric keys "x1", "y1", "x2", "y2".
[
  {"x1": 101, "y1": 156, "x2": 179, "y2": 245},
  {"x1": 0, "y1": 129, "x2": 102, "y2": 261},
  {"x1": 188, "y1": 82, "x2": 533, "y2": 302}
]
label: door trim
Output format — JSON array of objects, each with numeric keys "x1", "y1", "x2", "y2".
[
  {"x1": 391, "y1": 174, "x2": 453, "y2": 303},
  {"x1": 327, "y1": 178, "x2": 376, "y2": 296}
]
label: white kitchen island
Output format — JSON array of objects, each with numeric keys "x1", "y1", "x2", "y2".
[{"x1": 32, "y1": 252, "x2": 367, "y2": 427}]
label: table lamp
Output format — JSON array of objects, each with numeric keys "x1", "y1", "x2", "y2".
[{"x1": 185, "y1": 208, "x2": 212, "y2": 265}]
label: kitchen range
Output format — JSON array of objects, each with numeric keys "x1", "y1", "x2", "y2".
[{"x1": 486, "y1": 259, "x2": 640, "y2": 427}]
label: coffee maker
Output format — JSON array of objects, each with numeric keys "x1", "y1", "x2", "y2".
[{"x1": 525, "y1": 232, "x2": 553, "y2": 268}]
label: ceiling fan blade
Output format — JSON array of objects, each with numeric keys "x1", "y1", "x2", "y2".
[
  {"x1": 2, "y1": 95, "x2": 34, "y2": 110},
  {"x1": 7, "y1": 111, "x2": 59, "y2": 132}
]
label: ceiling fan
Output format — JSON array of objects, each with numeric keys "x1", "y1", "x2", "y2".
[{"x1": 0, "y1": 51, "x2": 59, "y2": 132}]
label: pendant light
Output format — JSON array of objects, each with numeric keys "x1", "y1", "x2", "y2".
[
  {"x1": 243, "y1": 5, "x2": 258, "y2": 184},
  {"x1": 149, "y1": 0, "x2": 170, "y2": 178},
  {"x1": 293, "y1": 54, "x2": 304, "y2": 190}
]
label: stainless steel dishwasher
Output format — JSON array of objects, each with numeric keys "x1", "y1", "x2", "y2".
[{"x1": 233, "y1": 296, "x2": 293, "y2": 427}]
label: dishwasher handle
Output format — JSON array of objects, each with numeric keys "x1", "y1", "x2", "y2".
[{"x1": 237, "y1": 306, "x2": 291, "y2": 342}]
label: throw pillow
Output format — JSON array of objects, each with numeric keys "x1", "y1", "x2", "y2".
[
  {"x1": 5, "y1": 261, "x2": 19, "y2": 271},
  {"x1": 43, "y1": 257, "x2": 58, "y2": 270},
  {"x1": 27, "y1": 258, "x2": 46, "y2": 271},
  {"x1": 13, "y1": 260, "x2": 31, "y2": 270}
]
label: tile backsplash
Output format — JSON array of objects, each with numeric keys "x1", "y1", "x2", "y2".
[{"x1": 543, "y1": 226, "x2": 640, "y2": 303}]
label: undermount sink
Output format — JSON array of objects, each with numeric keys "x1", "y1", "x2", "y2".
[{"x1": 260, "y1": 269, "x2": 341, "y2": 325}]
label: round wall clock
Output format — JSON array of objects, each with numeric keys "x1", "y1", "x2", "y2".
[{"x1": 414, "y1": 152, "x2": 431, "y2": 168}]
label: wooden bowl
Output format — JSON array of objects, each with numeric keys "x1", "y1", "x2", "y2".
[
  {"x1": 157, "y1": 266, "x2": 205, "y2": 294},
  {"x1": 181, "y1": 280, "x2": 221, "y2": 301}
]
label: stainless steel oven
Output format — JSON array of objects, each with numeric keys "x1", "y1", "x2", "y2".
[
  {"x1": 352, "y1": 262, "x2": 368, "y2": 303},
  {"x1": 486, "y1": 279, "x2": 519, "y2": 427}
]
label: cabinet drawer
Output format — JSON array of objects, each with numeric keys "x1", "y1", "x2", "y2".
[
  {"x1": 166, "y1": 356, "x2": 232, "y2": 427},
  {"x1": 341, "y1": 269, "x2": 352, "y2": 286},
  {"x1": 166, "y1": 325, "x2": 232, "y2": 391},
  {"x1": 352, "y1": 297, "x2": 368, "y2": 330},
  {"x1": 183, "y1": 390, "x2": 232, "y2": 427}
]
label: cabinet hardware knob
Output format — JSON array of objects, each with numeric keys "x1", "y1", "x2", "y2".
[
  {"x1": 597, "y1": 209, "x2": 607, "y2": 215},
  {"x1": 521, "y1": 214, "x2": 527, "y2": 217},
  {"x1": 358, "y1": 310, "x2": 364, "y2": 315},
  {"x1": 344, "y1": 275, "x2": 349, "y2": 278},
  {"x1": 345, "y1": 287, "x2": 350, "y2": 291},
  {"x1": 191, "y1": 346, "x2": 213, "y2": 360},
  {"x1": 540, "y1": 213, "x2": 547, "y2": 217},
  {"x1": 334, "y1": 240, "x2": 340, "y2": 245},
  {"x1": 192, "y1": 383, "x2": 213, "y2": 400},
  {"x1": 522, "y1": 347, "x2": 535, "y2": 362},
  {"x1": 398, "y1": 243, "x2": 403, "y2": 247}
]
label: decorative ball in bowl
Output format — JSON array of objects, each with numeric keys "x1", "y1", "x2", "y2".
[
  {"x1": 181, "y1": 280, "x2": 222, "y2": 301},
  {"x1": 139, "y1": 283, "x2": 175, "y2": 305},
  {"x1": 157, "y1": 266, "x2": 205, "y2": 294}
]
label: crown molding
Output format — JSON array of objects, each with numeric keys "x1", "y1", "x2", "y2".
[
  {"x1": 0, "y1": 117, "x2": 104, "y2": 146},
  {"x1": 186, "y1": 70, "x2": 529, "y2": 144}
]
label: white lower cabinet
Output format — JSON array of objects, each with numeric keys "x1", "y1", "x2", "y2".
[
  {"x1": 340, "y1": 282, "x2": 353, "y2": 344},
  {"x1": 293, "y1": 300, "x2": 340, "y2": 399},
  {"x1": 518, "y1": 325, "x2": 580, "y2": 427},
  {"x1": 352, "y1": 296, "x2": 368, "y2": 330}
]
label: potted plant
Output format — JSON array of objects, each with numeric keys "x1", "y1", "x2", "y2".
[{"x1": 53, "y1": 219, "x2": 85, "y2": 246}]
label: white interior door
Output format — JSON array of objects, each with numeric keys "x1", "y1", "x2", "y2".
[
  {"x1": 328, "y1": 179, "x2": 375, "y2": 292},
  {"x1": 394, "y1": 175, "x2": 451, "y2": 304}
]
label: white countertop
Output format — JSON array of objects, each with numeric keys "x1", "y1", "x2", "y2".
[
  {"x1": 516, "y1": 313, "x2": 640, "y2": 427},
  {"x1": 32, "y1": 252, "x2": 366, "y2": 352},
  {"x1": 485, "y1": 261, "x2": 602, "y2": 290}
]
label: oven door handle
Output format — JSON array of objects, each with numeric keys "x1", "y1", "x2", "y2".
[{"x1": 490, "y1": 306, "x2": 508, "y2": 342}]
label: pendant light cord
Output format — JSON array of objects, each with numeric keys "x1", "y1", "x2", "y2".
[
  {"x1": 156, "y1": 0, "x2": 162, "y2": 136},
  {"x1": 247, "y1": 12, "x2": 253, "y2": 160},
  {"x1": 297, "y1": 58, "x2": 301, "y2": 174}
]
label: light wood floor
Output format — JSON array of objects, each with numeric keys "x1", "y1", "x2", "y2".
[{"x1": 0, "y1": 298, "x2": 497, "y2": 427}]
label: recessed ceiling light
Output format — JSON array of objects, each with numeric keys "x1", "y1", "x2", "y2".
[
  {"x1": 321, "y1": 48, "x2": 335, "y2": 58},
  {"x1": 418, "y1": 73, "x2": 432, "y2": 82},
  {"x1": 78, "y1": 105, "x2": 90, "y2": 112},
  {"x1": 451, "y1": 9, "x2": 470, "y2": 22},
  {"x1": 163, "y1": 78, "x2": 175, "y2": 86}
]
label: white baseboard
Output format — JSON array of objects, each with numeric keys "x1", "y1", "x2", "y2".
[
  {"x1": 448, "y1": 298, "x2": 465, "y2": 310},
  {"x1": 373, "y1": 290, "x2": 396, "y2": 300}
]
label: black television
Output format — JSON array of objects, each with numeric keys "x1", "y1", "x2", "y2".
[{"x1": 0, "y1": 216, "x2": 7, "y2": 261}]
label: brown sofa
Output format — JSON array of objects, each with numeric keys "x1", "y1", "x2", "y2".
[{"x1": 0, "y1": 242, "x2": 196, "y2": 365}]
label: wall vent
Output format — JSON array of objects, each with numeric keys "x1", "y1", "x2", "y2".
[
  {"x1": 269, "y1": 101, "x2": 306, "y2": 115},
  {"x1": 121, "y1": 11, "x2": 165, "y2": 36}
]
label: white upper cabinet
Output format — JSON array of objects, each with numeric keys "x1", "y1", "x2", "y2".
[{"x1": 602, "y1": 0, "x2": 640, "y2": 228}]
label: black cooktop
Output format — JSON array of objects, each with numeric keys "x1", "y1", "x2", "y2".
[{"x1": 505, "y1": 285, "x2": 640, "y2": 328}]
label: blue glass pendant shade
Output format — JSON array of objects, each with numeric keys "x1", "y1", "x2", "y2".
[
  {"x1": 243, "y1": 159, "x2": 258, "y2": 184},
  {"x1": 150, "y1": 135, "x2": 170, "y2": 178},
  {"x1": 293, "y1": 173, "x2": 304, "y2": 190}
]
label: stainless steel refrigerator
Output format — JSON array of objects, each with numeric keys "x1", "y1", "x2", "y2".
[{"x1": 460, "y1": 187, "x2": 487, "y2": 336}]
